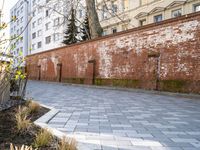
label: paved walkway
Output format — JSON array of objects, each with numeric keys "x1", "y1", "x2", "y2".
[{"x1": 27, "y1": 81, "x2": 200, "y2": 150}]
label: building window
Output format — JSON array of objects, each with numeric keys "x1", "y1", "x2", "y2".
[
  {"x1": 32, "y1": 44, "x2": 36, "y2": 50},
  {"x1": 102, "y1": 29, "x2": 108, "y2": 36},
  {"x1": 20, "y1": 6, "x2": 23, "y2": 13},
  {"x1": 123, "y1": 0, "x2": 129, "y2": 11},
  {"x1": 32, "y1": 0, "x2": 36, "y2": 6},
  {"x1": 17, "y1": 10, "x2": 20, "y2": 16},
  {"x1": 20, "y1": 27, "x2": 23, "y2": 33},
  {"x1": 154, "y1": 14, "x2": 162, "y2": 23},
  {"x1": 16, "y1": 48, "x2": 19, "y2": 54},
  {"x1": 141, "y1": 0, "x2": 149, "y2": 5},
  {"x1": 79, "y1": 9, "x2": 83, "y2": 18},
  {"x1": 45, "y1": 22, "x2": 51, "y2": 30},
  {"x1": 122, "y1": 24, "x2": 128, "y2": 30},
  {"x1": 33, "y1": 10, "x2": 36, "y2": 17},
  {"x1": 20, "y1": 1, "x2": 23, "y2": 6},
  {"x1": 102, "y1": 5, "x2": 108, "y2": 19},
  {"x1": 38, "y1": 18, "x2": 42, "y2": 25},
  {"x1": 112, "y1": 27, "x2": 117, "y2": 33},
  {"x1": 54, "y1": 33, "x2": 60, "y2": 41},
  {"x1": 139, "y1": 19, "x2": 146, "y2": 26},
  {"x1": 38, "y1": 7, "x2": 42, "y2": 13},
  {"x1": 45, "y1": 36, "x2": 51, "y2": 44},
  {"x1": 37, "y1": 41, "x2": 42, "y2": 48},
  {"x1": 194, "y1": 3, "x2": 200, "y2": 12},
  {"x1": 46, "y1": 10, "x2": 49, "y2": 17},
  {"x1": 54, "y1": 4, "x2": 58, "y2": 10},
  {"x1": 54, "y1": 18, "x2": 60, "y2": 26},
  {"x1": 172, "y1": 9, "x2": 182, "y2": 18},
  {"x1": 20, "y1": 17, "x2": 23, "y2": 23},
  {"x1": 17, "y1": 20, "x2": 19, "y2": 25},
  {"x1": 37, "y1": 30, "x2": 42, "y2": 36},
  {"x1": 32, "y1": 21, "x2": 36, "y2": 28},
  {"x1": 112, "y1": 2, "x2": 118, "y2": 15},
  {"x1": 32, "y1": 32, "x2": 36, "y2": 39}
]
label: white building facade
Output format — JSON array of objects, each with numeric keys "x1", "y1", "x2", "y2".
[
  {"x1": 10, "y1": 0, "x2": 29, "y2": 64},
  {"x1": 0, "y1": 3, "x2": 12, "y2": 61},
  {"x1": 10, "y1": 0, "x2": 73, "y2": 56},
  {"x1": 29, "y1": 0, "x2": 71, "y2": 55},
  {"x1": 93, "y1": 0, "x2": 200, "y2": 35}
]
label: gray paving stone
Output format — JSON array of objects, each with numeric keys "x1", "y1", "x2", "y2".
[
  {"x1": 171, "y1": 138, "x2": 199, "y2": 143},
  {"x1": 27, "y1": 81, "x2": 200, "y2": 150}
]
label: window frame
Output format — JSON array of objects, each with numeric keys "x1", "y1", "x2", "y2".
[
  {"x1": 112, "y1": 27, "x2": 117, "y2": 33},
  {"x1": 32, "y1": 43, "x2": 36, "y2": 50},
  {"x1": 54, "y1": 18, "x2": 60, "y2": 26},
  {"x1": 32, "y1": 21, "x2": 36, "y2": 28},
  {"x1": 45, "y1": 22, "x2": 51, "y2": 31},
  {"x1": 38, "y1": 18, "x2": 42, "y2": 25},
  {"x1": 171, "y1": 8, "x2": 182, "y2": 18},
  {"x1": 111, "y1": 2, "x2": 118, "y2": 16},
  {"x1": 139, "y1": 19, "x2": 146, "y2": 26},
  {"x1": 45, "y1": 36, "x2": 51, "y2": 44},
  {"x1": 154, "y1": 14, "x2": 163, "y2": 23},
  {"x1": 102, "y1": 5, "x2": 108, "y2": 19},
  {"x1": 54, "y1": 33, "x2": 60, "y2": 41},
  {"x1": 32, "y1": 32, "x2": 36, "y2": 39},
  {"x1": 37, "y1": 41, "x2": 42, "y2": 48},
  {"x1": 193, "y1": 3, "x2": 200, "y2": 12},
  {"x1": 46, "y1": 10, "x2": 49, "y2": 17},
  {"x1": 37, "y1": 30, "x2": 42, "y2": 37}
]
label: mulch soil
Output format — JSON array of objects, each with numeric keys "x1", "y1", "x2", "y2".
[{"x1": 0, "y1": 101, "x2": 58, "y2": 150}]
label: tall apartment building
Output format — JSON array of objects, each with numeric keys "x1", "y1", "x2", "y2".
[
  {"x1": 86, "y1": 0, "x2": 200, "y2": 35},
  {"x1": 9, "y1": 0, "x2": 72, "y2": 56},
  {"x1": 29, "y1": 0, "x2": 71, "y2": 55},
  {"x1": 10, "y1": 0, "x2": 29, "y2": 64},
  {"x1": 0, "y1": 29, "x2": 10, "y2": 62},
  {"x1": 1, "y1": 6, "x2": 13, "y2": 61}
]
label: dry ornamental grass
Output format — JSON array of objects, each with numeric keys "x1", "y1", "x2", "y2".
[
  {"x1": 15, "y1": 106, "x2": 31, "y2": 133},
  {"x1": 34, "y1": 129, "x2": 53, "y2": 148},
  {"x1": 10, "y1": 143, "x2": 35, "y2": 150},
  {"x1": 57, "y1": 136, "x2": 77, "y2": 150},
  {"x1": 28, "y1": 101, "x2": 40, "y2": 114}
]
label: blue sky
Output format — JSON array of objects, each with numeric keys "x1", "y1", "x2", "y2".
[{"x1": 0, "y1": 0, "x2": 19, "y2": 22}]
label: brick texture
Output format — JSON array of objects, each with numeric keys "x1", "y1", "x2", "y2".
[{"x1": 26, "y1": 12, "x2": 200, "y2": 94}]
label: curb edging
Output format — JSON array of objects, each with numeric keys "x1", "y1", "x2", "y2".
[{"x1": 34, "y1": 103, "x2": 67, "y2": 139}]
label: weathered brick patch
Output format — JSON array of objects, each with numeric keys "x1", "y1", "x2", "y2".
[{"x1": 26, "y1": 12, "x2": 200, "y2": 94}]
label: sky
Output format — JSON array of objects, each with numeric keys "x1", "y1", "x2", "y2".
[{"x1": 0, "y1": 0, "x2": 19, "y2": 22}]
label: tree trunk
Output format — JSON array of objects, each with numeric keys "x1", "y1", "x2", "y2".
[{"x1": 85, "y1": 0, "x2": 103, "y2": 39}]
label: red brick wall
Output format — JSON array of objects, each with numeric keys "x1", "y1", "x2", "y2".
[{"x1": 26, "y1": 12, "x2": 200, "y2": 94}]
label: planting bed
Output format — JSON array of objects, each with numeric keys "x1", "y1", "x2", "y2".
[{"x1": 0, "y1": 101, "x2": 60, "y2": 149}]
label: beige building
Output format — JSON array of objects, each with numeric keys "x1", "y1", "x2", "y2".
[{"x1": 95, "y1": 0, "x2": 200, "y2": 35}]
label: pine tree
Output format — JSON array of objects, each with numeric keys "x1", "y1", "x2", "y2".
[
  {"x1": 63, "y1": 8, "x2": 79, "y2": 45},
  {"x1": 81, "y1": 14, "x2": 91, "y2": 41}
]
